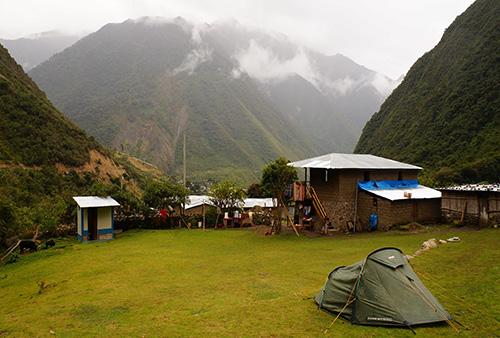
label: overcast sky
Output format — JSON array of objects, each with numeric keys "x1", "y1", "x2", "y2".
[{"x1": 0, "y1": 0, "x2": 474, "y2": 78}]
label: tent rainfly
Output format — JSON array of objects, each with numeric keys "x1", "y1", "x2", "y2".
[
  {"x1": 73, "y1": 196, "x2": 119, "y2": 242},
  {"x1": 315, "y1": 248, "x2": 452, "y2": 329}
]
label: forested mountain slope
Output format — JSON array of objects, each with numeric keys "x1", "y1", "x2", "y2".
[
  {"x1": 355, "y1": 0, "x2": 500, "y2": 184},
  {"x1": 0, "y1": 43, "x2": 151, "y2": 246},
  {"x1": 29, "y1": 18, "x2": 396, "y2": 181},
  {"x1": 29, "y1": 18, "x2": 319, "y2": 182}
]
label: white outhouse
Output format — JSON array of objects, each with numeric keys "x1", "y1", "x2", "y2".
[{"x1": 73, "y1": 196, "x2": 120, "y2": 241}]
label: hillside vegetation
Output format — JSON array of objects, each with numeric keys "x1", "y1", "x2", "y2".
[
  {"x1": 0, "y1": 44, "x2": 98, "y2": 166},
  {"x1": 0, "y1": 43, "x2": 154, "y2": 246},
  {"x1": 355, "y1": 0, "x2": 500, "y2": 185},
  {"x1": 28, "y1": 18, "x2": 395, "y2": 182}
]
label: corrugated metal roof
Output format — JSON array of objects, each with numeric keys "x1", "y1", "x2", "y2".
[
  {"x1": 439, "y1": 183, "x2": 500, "y2": 192},
  {"x1": 289, "y1": 153, "x2": 421, "y2": 170},
  {"x1": 73, "y1": 196, "x2": 120, "y2": 208},
  {"x1": 360, "y1": 185, "x2": 441, "y2": 201}
]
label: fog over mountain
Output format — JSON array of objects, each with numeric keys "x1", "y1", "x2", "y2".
[
  {"x1": 1, "y1": 0, "x2": 475, "y2": 79},
  {"x1": 0, "y1": 31, "x2": 80, "y2": 70},
  {"x1": 27, "y1": 17, "x2": 397, "y2": 181}
]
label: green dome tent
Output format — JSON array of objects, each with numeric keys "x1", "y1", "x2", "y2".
[{"x1": 315, "y1": 247, "x2": 452, "y2": 328}]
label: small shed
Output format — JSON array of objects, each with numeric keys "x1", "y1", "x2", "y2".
[
  {"x1": 439, "y1": 184, "x2": 500, "y2": 227},
  {"x1": 183, "y1": 195, "x2": 214, "y2": 216},
  {"x1": 73, "y1": 196, "x2": 120, "y2": 241}
]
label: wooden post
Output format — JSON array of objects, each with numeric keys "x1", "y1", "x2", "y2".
[
  {"x1": 353, "y1": 180, "x2": 359, "y2": 233},
  {"x1": 202, "y1": 203, "x2": 206, "y2": 229},
  {"x1": 460, "y1": 200, "x2": 467, "y2": 224},
  {"x1": 1, "y1": 240, "x2": 21, "y2": 263}
]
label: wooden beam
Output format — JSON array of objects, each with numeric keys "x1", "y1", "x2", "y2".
[
  {"x1": 1, "y1": 240, "x2": 21, "y2": 263},
  {"x1": 460, "y1": 201, "x2": 467, "y2": 223}
]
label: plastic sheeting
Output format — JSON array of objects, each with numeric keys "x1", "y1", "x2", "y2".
[
  {"x1": 358, "y1": 180, "x2": 441, "y2": 201},
  {"x1": 358, "y1": 179, "x2": 419, "y2": 190}
]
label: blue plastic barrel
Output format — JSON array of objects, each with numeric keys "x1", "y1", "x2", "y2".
[{"x1": 369, "y1": 213, "x2": 378, "y2": 231}]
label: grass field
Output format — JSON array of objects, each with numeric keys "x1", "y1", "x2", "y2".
[{"x1": 1, "y1": 227, "x2": 499, "y2": 337}]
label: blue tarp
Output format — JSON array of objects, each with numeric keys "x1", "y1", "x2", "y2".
[{"x1": 358, "y1": 179, "x2": 419, "y2": 191}]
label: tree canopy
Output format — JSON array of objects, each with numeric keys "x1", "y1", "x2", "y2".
[
  {"x1": 208, "y1": 181, "x2": 246, "y2": 212},
  {"x1": 261, "y1": 157, "x2": 297, "y2": 204},
  {"x1": 144, "y1": 180, "x2": 189, "y2": 210}
]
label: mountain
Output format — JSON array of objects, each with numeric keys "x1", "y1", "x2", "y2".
[
  {"x1": 28, "y1": 18, "x2": 317, "y2": 182},
  {"x1": 29, "y1": 18, "x2": 396, "y2": 182},
  {"x1": 0, "y1": 31, "x2": 80, "y2": 70},
  {"x1": 355, "y1": 0, "x2": 500, "y2": 185},
  {"x1": 0, "y1": 43, "x2": 99, "y2": 167},
  {"x1": 0, "y1": 42, "x2": 153, "y2": 246},
  {"x1": 207, "y1": 21, "x2": 395, "y2": 150},
  {"x1": 261, "y1": 74, "x2": 358, "y2": 152}
]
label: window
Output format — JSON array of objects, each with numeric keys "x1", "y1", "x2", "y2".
[
  {"x1": 325, "y1": 169, "x2": 328, "y2": 182},
  {"x1": 398, "y1": 171, "x2": 403, "y2": 180},
  {"x1": 363, "y1": 171, "x2": 370, "y2": 182}
]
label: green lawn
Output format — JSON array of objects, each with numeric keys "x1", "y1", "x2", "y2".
[{"x1": 1, "y1": 227, "x2": 499, "y2": 337}]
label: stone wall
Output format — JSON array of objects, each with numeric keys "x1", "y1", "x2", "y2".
[
  {"x1": 310, "y1": 168, "x2": 420, "y2": 229},
  {"x1": 357, "y1": 192, "x2": 441, "y2": 229}
]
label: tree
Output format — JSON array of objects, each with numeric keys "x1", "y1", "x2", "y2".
[
  {"x1": 208, "y1": 181, "x2": 246, "y2": 227},
  {"x1": 87, "y1": 181, "x2": 145, "y2": 220},
  {"x1": 0, "y1": 198, "x2": 16, "y2": 247},
  {"x1": 260, "y1": 157, "x2": 297, "y2": 234},
  {"x1": 246, "y1": 183, "x2": 263, "y2": 198},
  {"x1": 143, "y1": 180, "x2": 189, "y2": 211},
  {"x1": 16, "y1": 197, "x2": 67, "y2": 239}
]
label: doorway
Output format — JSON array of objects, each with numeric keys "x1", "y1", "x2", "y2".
[{"x1": 88, "y1": 208, "x2": 98, "y2": 240}]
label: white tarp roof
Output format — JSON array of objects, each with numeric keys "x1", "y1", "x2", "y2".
[
  {"x1": 73, "y1": 196, "x2": 120, "y2": 208},
  {"x1": 360, "y1": 185, "x2": 441, "y2": 201},
  {"x1": 184, "y1": 196, "x2": 276, "y2": 209},
  {"x1": 185, "y1": 195, "x2": 212, "y2": 209},
  {"x1": 243, "y1": 198, "x2": 276, "y2": 208},
  {"x1": 289, "y1": 153, "x2": 421, "y2": 170}
]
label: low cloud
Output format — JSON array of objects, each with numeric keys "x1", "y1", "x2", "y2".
[
  {"x1": 232, "y1": 40, "x2": 316, "y2": 83},
  {"x1": 369, "y1": 72, "x2": 396, "y2": 97},
  {"x1": 131, "y1": 16, "x2": 192, "y2": 34},
  {"x1": 173, "y1": 45, "x2": 212, "y2": 75},
  {"x1": 320, "y1": 76, "x2": 359, "y2": 96},
  {"x1": 232, "y1": 39, "x2": 399, "y2": 98},
  {"x1": 173, "y1": 23, "x2": 213, "y2": 75}
]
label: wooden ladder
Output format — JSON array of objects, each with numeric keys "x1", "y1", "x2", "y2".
[{"x1": 308, "y1": 186, "x2": 327, "y2": 220}]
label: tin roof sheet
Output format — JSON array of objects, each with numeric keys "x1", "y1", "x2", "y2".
[
  {"x1": 289, "y1": 153, "x2": 421, "y2": 170},
  {"x1": 73, "y1": 196, "x2": 120, "y2": 208},
  {"x1": 439, "y1": 183, "x2": 500, "y2": 192}
]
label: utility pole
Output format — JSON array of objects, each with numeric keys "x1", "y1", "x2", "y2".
[{"x1": 183, "y1": 132, "x2": 186, "y2": 187}]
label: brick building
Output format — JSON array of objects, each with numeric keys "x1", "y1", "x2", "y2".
[{"x1": 290, "y1": 153, "x2": 441, "y2": 231}]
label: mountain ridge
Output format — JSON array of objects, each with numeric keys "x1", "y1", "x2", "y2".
[
  {"x1": 355, "y1": 0, "x2": 500, "y2": 184},
  {"x1": 28, "y1": 17, "x2": 397, "y2": 182},
  {"x1": 0, "y1": 32, "x2": 80, "y2": 70}
]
